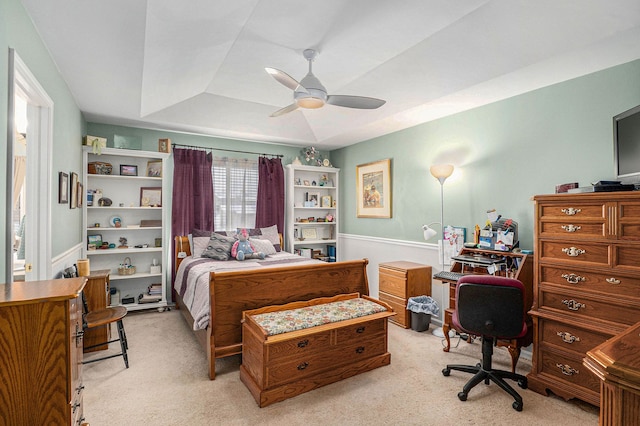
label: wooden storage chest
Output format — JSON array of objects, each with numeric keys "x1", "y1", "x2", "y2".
[{"x1": 240, "y1": 293, "x2": 394, "y2": 407}]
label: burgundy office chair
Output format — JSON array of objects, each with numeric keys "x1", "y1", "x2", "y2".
[{"x1": 442, "y1": 275, "x2": 528, "y2": 411}]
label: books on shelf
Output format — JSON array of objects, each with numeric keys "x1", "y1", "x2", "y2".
[
  {"x1": 138, "y1": 293, "x2": 162, "y2": 304},
  {"x1": 148, "y1": 283, "x2": 162, "y2": 295}
]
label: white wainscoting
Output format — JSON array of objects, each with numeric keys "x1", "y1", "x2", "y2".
[
  {"x1": 338, "y1": 233, "x2": 447, "y2": 326},
  {"x1": 51, "y1": 243, "x2": 84, "y2": 279}
]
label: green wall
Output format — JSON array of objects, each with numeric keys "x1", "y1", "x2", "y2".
[
  {"x1": 1, "y1": 0, "x2": 85, "y2": 280},
  {"x1": 332, "y1": 59, "x2": 640, "y2": 250}
]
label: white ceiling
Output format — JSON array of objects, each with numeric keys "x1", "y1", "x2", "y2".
[{"x1": 21, "y1": 0, "x2": 640, "y2": 150}]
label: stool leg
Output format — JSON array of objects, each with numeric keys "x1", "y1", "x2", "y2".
[{"x1": 117, "y1": 319, "x2": 129, "y2": 368}]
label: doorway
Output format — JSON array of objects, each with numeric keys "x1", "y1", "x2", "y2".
[{"x1": 6, "y1": 49, "x2": 53, "y2": 282}]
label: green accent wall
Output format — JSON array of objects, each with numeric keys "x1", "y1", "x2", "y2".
[{"x1": 332, "y1": 59, "x2": 640, "y2": 250}]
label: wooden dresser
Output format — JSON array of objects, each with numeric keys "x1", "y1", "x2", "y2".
[
  {"x1": 378, "y1": 261, "x2": 431, "y2": 328},
  {"x1": 240, "y1": 293, "x2": 394, "y2": 407},
  {"x1": 0, "y1": 278, "x2": 88, "y2": 426},
  {"x1": 83, "y1": 269, "x2": 110, "y2": 352},
  {"x1": 528, "y1": 192, "x2": 640, "y2": 406}
]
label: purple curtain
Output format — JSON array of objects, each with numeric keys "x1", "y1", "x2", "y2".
[
  {"x1": 171, "y1": 148, "x2": 213, "y2": 287},
  {"x1": 255, "y1": 156, "x2": 284, "y2": 233}
]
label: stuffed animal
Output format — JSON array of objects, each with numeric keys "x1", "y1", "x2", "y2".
[{"x1": 231, "y1": 229, "x2": 265, "y2": 261}]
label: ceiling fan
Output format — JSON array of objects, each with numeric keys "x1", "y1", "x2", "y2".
[{"x1": 265, "y1": 49, "x2": 386, "y2": 117}]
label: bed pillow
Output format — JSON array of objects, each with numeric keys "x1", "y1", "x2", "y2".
[
  {"x1": 260, "y1": 225, "x2": 282, "y2": 252},
  {"x1": 192, "y1": 237, "x2": 212, "y2": 258},
  {"x1": 250, "y1": 238, "x2": 277, "y2": 256},
  {"x1": 200, "y1": 233, "x2": 236, "y2": 261}
]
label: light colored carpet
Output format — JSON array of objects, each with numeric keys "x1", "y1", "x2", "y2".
[{"x1": 83, "y1": 309, "x2": 599, "y2": 425}]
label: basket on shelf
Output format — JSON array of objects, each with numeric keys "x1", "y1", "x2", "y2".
[{"x1": 118, "y1": 257, "x2": 136, "y2": 275}]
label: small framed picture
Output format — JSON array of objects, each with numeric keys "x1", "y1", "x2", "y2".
[
  {"x1": 295, "y1": 178, "x2": 302, "y2": 185},
  {"x1": 77, "y1": 182, "x2": 83, "y2": 207},
  {"x1": 58, "y1": 172, "x2": 68, "y2": 204},
  {"x1": 120, "y1": 164, "x2": 138, "y2": 176},
  {"x1": 321, "y1": 195, "x2": 332, "y2": 208},
  {"x1": 308, "y1": 192, "x2": 319, "y2": 207},
  {"x1": 87, "y1": 234, "x2": 102, "y2": 247},
  {"x1": 158, "y1": 138, "x2": 171, "y2": 153},
  {"x1": 146, "y1": 160, "x2": 162, "y2": 177},
  {"x1": 303, "y1": 180, "x2": 310, "y2": 186},
  {"x1": 301, "y1": 228, "x2": 317, "y2": 240},
  {"x1": 70, "y1": 172, "x2": 78, "y2": 209},
  {"x1": 140, "y1": 187, "x2": 162, "y2": 207}
]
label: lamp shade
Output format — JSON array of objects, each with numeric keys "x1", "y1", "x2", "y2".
[
  {"x1": 422, "y1": 223, "x2": 439, "y2": 240},
  {"x1": 430, "y1": 164, "x2": 454, "y2": 180}
]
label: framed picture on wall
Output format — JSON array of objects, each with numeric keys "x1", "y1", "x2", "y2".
[
  {"x1": 356, "y1": 158, "x2": 391, "y2": 218},
  {"x1": 70, "y1": 172, "x2": 78, "y2": 209},
  {"x1": 77, "y1": 182, "x2": 83, "y2": 207},
  {"x1": 58, "y1": 172, "x2": 68, "y2": 204}
]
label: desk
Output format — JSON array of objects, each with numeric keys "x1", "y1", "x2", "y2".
[{"x1": 434, "y1": 248, "x2": 533, "y2": 372}]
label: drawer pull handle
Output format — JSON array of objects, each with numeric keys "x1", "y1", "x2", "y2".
[
  {"x1": 562, "y1": 299, "x2": 585, "y2": 311},
  {"x1": 75, "y1": 384, "x2": 85, "y2": 394},
  {"x1": 557, "y1": 331, "x2": 580, "y2": 344},
  {"x1": 562, "y1": 247, "x2": 585, "y2": 257},
  {"x1": 556, "y1": 363, "x2": 579, "y2": 376},
  {"x1": 606, "y1": 277, "x2": 621, "y2": 285},
  {"x1": 355, "y1": 346, "x2": 365, "y2": 354},
  {"x1": 561, "y1": 273, "x2": 585, "y2": 284},
  {"x1": 72, "y1": 401, "x2": 81, "y2": 414},
  {"x1": 297, "y1": 339, "x2": 309, "y2": 348},
  {"x1": 560, "y1": 224, "x2": 581, "y2": 233},
  {"x1": 356, "y1": 326, "x2": 366, "y2": 334},
  {"x1": 297, "y1": 362, "x2": 309, "y2": 371},
  {"x1": 561, "y1": 208, "x2": 581, "y2": 216}
]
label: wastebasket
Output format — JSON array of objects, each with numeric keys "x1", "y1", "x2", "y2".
[{"x1": 406, "y1": 296, "x2": 440, "y2": 332}]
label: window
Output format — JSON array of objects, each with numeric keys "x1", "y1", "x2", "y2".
[{"x1": 212, "y1": 157, "x2": 258, "y2": 232}]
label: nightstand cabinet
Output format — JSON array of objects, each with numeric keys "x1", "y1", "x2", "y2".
[
  {"x1": 83, "y1": 269, "x2": 111, "y2": 352},
  {"x1": 378, "y1": 261, "x2": 431, "y2": 328}
]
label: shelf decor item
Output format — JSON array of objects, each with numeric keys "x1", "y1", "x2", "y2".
[
  {"x1": 120, "y1": 164, "x2": 138, "y2": 176},
  {"x1": 140, "y1": 187, "x2": 162, "y2": 207},
  {"x1": 118, "y1": 257, "x2": 136, "y2": 275},
  {"x1": 146, "y1": 160, "x2": 162, "y2": 177},
  {"x1": 356, "y1": 159, "x2": 391, "y2": 218}
]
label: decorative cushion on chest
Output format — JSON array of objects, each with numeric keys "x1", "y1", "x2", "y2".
[{"x1": 251, "y1": 298, "x2": 388, "y2": 336}]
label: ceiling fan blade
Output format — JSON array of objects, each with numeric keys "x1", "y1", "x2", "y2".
[
  {"x1": 326, "y1": 95, "x2": 386, "y2": 109},
  {"x1": 265, "y1": 67, "x2": 307, "y2": 93},
  {"x1": 270, "y1": 103, "x2": 299, "y2": 117}
]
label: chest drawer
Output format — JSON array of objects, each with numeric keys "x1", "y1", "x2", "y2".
[
  {"x1": 540, "y1": 240, "x2": 609, "y2": 267},
  {"x1": 537, "y1": 348, "x2": 600, "y2": 394},
  {"x1": 266, "y1": 329, "x2": 332, "y2": 363},
  {"x1": 540, "y1": 289, "x2": 640, "y2": 326},
  {"x1": 335, "y1": 317, "x2": 386, "y2": 344},
  {"x1": 538, "y1": 318, "x2": 611, "y2": 356},
  {"x1": 540, "y1": 266, "x2": 640, "y2": 299},
  {"x1": 266, "y1": 336, "x2": 387, "y2": 388}
]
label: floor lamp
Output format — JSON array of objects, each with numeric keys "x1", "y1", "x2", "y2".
[{"x1": 427, "y1": 164, "x2": 454, "y2": 338}]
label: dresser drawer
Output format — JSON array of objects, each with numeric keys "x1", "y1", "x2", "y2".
[
  {"x1": 335, "y1": 317, "x2": 386, "y2": 344},
  {"x1": 615, "y1": 244, "x2": 640, "y2": 272},
  {"x1": 378, "y1": 292, "x2": 409, "y2": 327},
  {"x1": 540, "y1": 240, "x2": 609, "y2": 267},
  {"x1": 539, "y1": 221, "x2": 605, "y2": 239},
  {"x1": 539, "y1": 318, "x2": 610, "y2": 356},
  {"x1": 540, "y1": 289, "x2": 640, "y2": 326},
  {"x1": 266, "y1": 337, "x2": 387, "y2": 387},
  {"x1": 539, "y1": 203, "x2": 605, "y2": 220},
  {"x1": 379, "y1": 272, "x2": 408, "y2": 298},
  {"x1": 537, "y1": 348, "x2": 600, "y2": 394},
  {"x1": 266, "y1": 329, "x2": 333, "y2": 363},
  {"x1": 619, "y1": 202, "x2": 640, "y2": 241},
  {"x1": 540, "y1": 265, "x2": 640, "y2": 299}
]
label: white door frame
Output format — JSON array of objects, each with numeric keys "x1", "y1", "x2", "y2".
[{"x1": 6, "y1": 49, "x2": 53, "y2": 282}]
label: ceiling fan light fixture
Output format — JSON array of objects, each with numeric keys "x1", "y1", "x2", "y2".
[{"x1": 296, "y1": 96, "x2": 325, "y2": 109}]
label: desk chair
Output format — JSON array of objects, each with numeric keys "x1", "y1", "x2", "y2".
[
  {"x1": 82, "y1": 293, "x2": 129, "y2": 368},
  {"x1": 442, "y1": 275, "x2": 528, "y2": 411}
]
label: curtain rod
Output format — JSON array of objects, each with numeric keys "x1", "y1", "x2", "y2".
[{"x1": 172, "y1": 143, "x2": 284, "y2": 158}]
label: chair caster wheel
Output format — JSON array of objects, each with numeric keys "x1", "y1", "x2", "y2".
[
  {"x1": 518, "y1": 378, "x2": 528, "y2": 389},
  {"x1": 512, "y1": 401, "x2": 523, "y2": 411},
  {"x1": 457, "y1": 392, "x2": 467, "y2": 401},
  {"x1": 442, "y1": 368, "x2": 450, "y2": 376}
]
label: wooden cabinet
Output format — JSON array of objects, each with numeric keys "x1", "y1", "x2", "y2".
[
  {"x1": 284, "y1": 164, "x2": 339, "y2": 260},
  {"x1": 240, "y1": 293, "x2": 394, "y2": 407},
  {"x1": 528, "y1": 192, "x2": 640, "y2": 407},
  {"x1": 378, "y1": 261, "x2": 431, "y2": 328},
  {"x1": 83, "y1": 269, "x2": 110, "y2": 352},
  {"x1": 83, "y1": 147, "x2": 169, "y2": 312},
  {"x1": 0, "y1": 278, "x2": 87, "y2": 425}
]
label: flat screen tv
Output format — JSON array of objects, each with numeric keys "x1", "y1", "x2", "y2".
[{"x1": 613, "y1": 104, "x2": 640, "y2": 185}]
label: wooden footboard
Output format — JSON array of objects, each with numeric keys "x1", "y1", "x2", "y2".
[{"x1": 205, "y1": 259, "x2": 369, "y2": 379}]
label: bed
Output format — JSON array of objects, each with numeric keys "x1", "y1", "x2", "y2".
[{"x1": 173, "y1": 235, "x2": 370, "y2": 379}]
